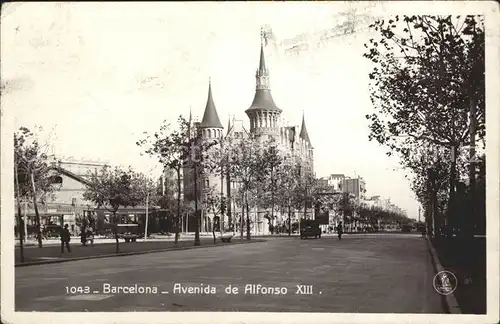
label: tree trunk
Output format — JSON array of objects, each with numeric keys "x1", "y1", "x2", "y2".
[
  {"x1": 220, "y1": 164, "x2": 225, "y2": 233},
  {"x1": 194, "y1": 163, "x2": 200, "y2": 246},
  {"x1": 448, "y1": 145, "x2": 459, "y2": 234},
  {"x1": 245, "y1": 193, "x2": 251, "y2": 240},
  {"x1": 226, "y1": 168, "x2": 232, "y2": 231},
  {"x1": 468, "y1": 98, "x2": 477, "y2": 239},
  {"x1": 288, "y1": 201, "x2": 292, "y2": 236},
  {"x1": 271, "y1": 170, "x2": 275, "y2": 227},
  {"x1": 175, "y1": 168, "x2": 181, "y2": 244},
  {"x1": 212, "y1": 215, "x2": 217, "y2": 244},
  {"x1": 14, "y1": 161, "x2": 24, "y2": 262},
  {"x1": 113, "y1": 212, "x2": 119, "y2": 254},
  {"x1": 271, "y1": 179, "x2": 275, "y2": 230},
  {"x1": 30, "y1": 172, "x2": 43, "y2": 248},
  {"x1": 240, "y1": 200, "x2": 244, "y2": 240}
]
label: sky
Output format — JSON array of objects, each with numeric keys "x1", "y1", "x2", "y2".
[{"x1": 2, "y1": 2, "x2": 424, "y2": 219}]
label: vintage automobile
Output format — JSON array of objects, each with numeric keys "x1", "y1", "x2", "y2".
[{"x1": 300, "y1": 220, "x2": 322, "y2": 239}]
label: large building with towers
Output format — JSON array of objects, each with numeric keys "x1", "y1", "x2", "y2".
[{"x1": 183, "y1": 34, "x2": 315, "y2": 235}]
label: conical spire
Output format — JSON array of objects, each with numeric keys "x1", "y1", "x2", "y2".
[
  {"x1": 246, "y1": 36, "x2": 281, "y2": 114},
  {"x1": 258, "y1": 42, "x2": 267, "y2": 73},
  {"x1": 187, "y1": 106, "x2": 192, "y2": 139},
  {"x1": 226, "y1": 114, "x2": 232, "y2": 136},
  {"x1": 299, "y1": 113, "x2": 311, "y2": 144},
  {"x1": 199, "y1": 78, "x2": 223, "y2": 129}
]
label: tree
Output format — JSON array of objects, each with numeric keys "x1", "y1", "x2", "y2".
[
  {"x1": 274, "y1": 160, "x2": 301, "y2": 236},
  {"x1": 137, "y1": 116, "x2": 190, "y2": 244},
  {"x1": 261, "y1": 138, "x2": 284, "y2": 228},
  {"x1": 83, "y1": 166, "x2": 143, "y2": 253},
  {"x1": 364, "y1": 15, "x2": 485, "y2": 234},
  {"x1": 203, "y1": 186, "x2": 227, "y2": 243},
  {"x1": 134, "y1": 171, "x2": 159, "y2": 239},
  {"x1": 14, "y1": 126, "x2": 58, "y2": 248},
  {"x1": 225, "y1": 136, "x2": 268, "y2": 240},
  {"x1": 295, "y1": 164, "x2": 317, "y2": 222}
]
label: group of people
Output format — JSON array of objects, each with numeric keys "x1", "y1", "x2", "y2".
[{"x1": 59, "y1": 224, "x2": 95, "y2": 253}]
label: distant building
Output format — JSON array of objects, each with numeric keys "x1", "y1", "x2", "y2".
[
  {"x1": 343, "y1": 176, "x2": 366, "y2": 201},
  {"x1": 15, "y1": 158, "x2": 108, "y2": 236},
  {"x1": 327, "y1": 174, "x2": 345, "y2": 192}
]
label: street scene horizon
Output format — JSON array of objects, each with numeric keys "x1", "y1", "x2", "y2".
[{"x1": 1, "y1": 2, "x2": 496, "y2": 323}]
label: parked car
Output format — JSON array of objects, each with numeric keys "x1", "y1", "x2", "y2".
[
  {"x1": 401, "y1": 224, "x2": 413, "y2": 233},
  {"x1": 300, "y1": 220, "x2": 321, "y2": 239}
]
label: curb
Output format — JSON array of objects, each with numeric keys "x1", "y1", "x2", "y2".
[
  {"x1": 425, "y1": 236, "x2": 461, "y2": 314},
  {"x1": 15, "y1": 239, "x2": 266, "y2": 268}
]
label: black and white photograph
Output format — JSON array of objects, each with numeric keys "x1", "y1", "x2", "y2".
[{"x1": 1, "y1": 1, "x2": 499, "y2": 324}]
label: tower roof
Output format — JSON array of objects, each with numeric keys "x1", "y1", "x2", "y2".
[
  {"x1": 246, "y1": 43, "x2": 281, "y2": 114},
  {"x1": 199, "y1": 80, "x2": 223, "y2": 129},
  {"x1": 299, "y1": 113, "x2": 311, "y2": 144},
  {"x1": 259, "y1": 43, "x2": 267, "y2": 72},
  {"x1": 246, "y1": 89, "x2": 281, "y2": 113}
]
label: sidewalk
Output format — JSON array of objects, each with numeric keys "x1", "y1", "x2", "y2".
[
  {"x1": 15, "y1": 232, "x2": 217, "y2": 247},
  {"x1": 15, "y1": 236, "x2": 265, "y2": 267},
  {"x1": 430, "y1": 236, "x2": 486, "y2": 314}
]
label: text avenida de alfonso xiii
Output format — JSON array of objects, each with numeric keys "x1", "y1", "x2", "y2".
[{"x1": 66, "y1": 283, "x2": 320, "y2": 295}]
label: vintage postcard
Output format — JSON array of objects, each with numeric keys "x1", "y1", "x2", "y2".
[{"x1": 1, "y1": 1, "x2": 499, "y2": 324}]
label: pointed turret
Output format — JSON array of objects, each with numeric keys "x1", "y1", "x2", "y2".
[
  {"x1": 259, "y1": 42, "x2": 267, "y2": 73},
  {"x1": 245, "y1": 40, "x2": 281, "y2": 114},
  {"x1": 199, "y1": 79, "x2": 223, "y2": 129},
  {"x1": 226, "y1": 114, "x2": 232, "y2": 136},
  {"x1": 299, "y1": 113, "x2": 311, "y2": 145}
]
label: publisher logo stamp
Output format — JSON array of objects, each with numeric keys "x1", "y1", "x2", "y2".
[{"x1": 433, "y1": 270, "x2": 458, "y2": 295}]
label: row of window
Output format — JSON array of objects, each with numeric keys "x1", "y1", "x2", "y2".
[{"x1": 201, "y1": 128, "x2": 223, "y2": 138}]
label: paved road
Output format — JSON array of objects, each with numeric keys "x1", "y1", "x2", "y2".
[{"x1": 15, "y1": 234, "x2": 444, "y2": 313}]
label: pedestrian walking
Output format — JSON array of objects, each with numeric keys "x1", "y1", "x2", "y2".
[
  {"x1": 80, "y1": 226, "x2": 87, "y2": 246},
  {"x1": 87, "y1": 227, "x2": 95, "y2": 246},
  {"x1": 336, "y1": 222, "x2": 343, "y2": 240},
  {"x1": 60, "y1": 224, "x2": 71, "y2": 253}
]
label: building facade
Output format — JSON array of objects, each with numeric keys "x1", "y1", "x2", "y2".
[
  {"x1": 343, "y1": 176, "x2": 366, "y2": 202},
  {"x1": 182, "y1": 35, "x2": 315, "y2": 234},
  {"x1": 15, "y1": 158, "x2": 108, "y2": 236}
]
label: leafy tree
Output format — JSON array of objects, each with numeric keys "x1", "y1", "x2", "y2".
[
  {"x1": 83, "y1": 166, "x2": 143, "y2": 253},
  {"x1": 14, "y1": 126, "x2": 58, "y2": 248},
  {"x1": 364, "y1": 15, "x2": 484, "y2": 151},
  {"x1": 203, "y1": 186, "x2": 227, "y2": 243},
  {"x1": 274, "y1": 160, "x2": 301, "y2": 236},
  {"x1": 261, "y1": 138, "x2": 284, "y2": 228},
  {"x1": 134, "y1": 171, "x2": 159, "y2": 238},
  {"x1": 137, "y1": 116, "x2": 190, "y2": 244},
  {"x1": 295, "y1": 167, "x2": 317, "y2": 223},
  {"x1": 226, "y1": 136, "x2": 268, "y2": 240},
  {"x1": 364, "y1": 15, "x2": 485, "y2": 232}
]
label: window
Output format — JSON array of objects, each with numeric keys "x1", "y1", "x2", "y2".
[{"x1": 205, "y1": 179, "x2": 209, "y2": 186}]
